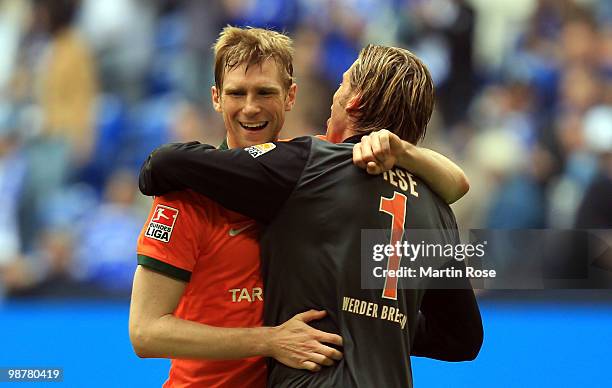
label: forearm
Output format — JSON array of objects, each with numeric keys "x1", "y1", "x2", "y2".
[
  {"x1": 397, "y1": 143, "x2": 469, "y2": 204},
  {"x1": 131, "y1": 314, "x2": 273, "y2": 360},
  {"x1": 139, "y1": 142, "x2": 211, "y2": 196},
  {"x1": 138, "y1": 141, "x2": 306, "y2": 223}
]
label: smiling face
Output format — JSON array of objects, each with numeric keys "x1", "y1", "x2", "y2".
[{"x1": 212, "y1": 58, "x2": 297, "y2": 148}]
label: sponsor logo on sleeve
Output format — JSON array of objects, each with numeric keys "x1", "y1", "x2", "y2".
[
  {"x1": 244, "y1": 143, "x2": 276, "y2": 158},
  {"x1": 145, "y1": 205, "x2": 179, "y2": 243}
]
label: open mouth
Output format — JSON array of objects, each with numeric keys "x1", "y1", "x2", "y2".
[{"x1": 239, "y1": 121, "x2": 268, "y2": 131}]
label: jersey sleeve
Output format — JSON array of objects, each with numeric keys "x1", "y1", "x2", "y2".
[
  {"x1": 136, "y1": 192, "x2": 207, "y2": 282},
  {"x1": 411, "y1": 211, "x2": 483, "y2": 360},
  {"x1": 139, "y1": 137, "x2": 312, "y2": 224}
]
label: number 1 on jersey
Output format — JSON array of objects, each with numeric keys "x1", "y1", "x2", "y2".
[{"x1": 379, "y1": 192, "x2": 408, "y2": 300}]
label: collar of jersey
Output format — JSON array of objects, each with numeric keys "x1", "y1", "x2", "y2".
[
  {"x1": 342, "y1": 132, "x2": 373, "y2": 144},
  {"x1": 218, "y1": 138, "x2": 229, "y2": 150}
]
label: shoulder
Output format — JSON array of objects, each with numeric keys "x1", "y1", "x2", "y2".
[
  {"x1": 152, "y1": 190, "x2": 219, "y2": 224},
  {"x1": 240, "y1": 137, "x2": 313, "y2": 163}
]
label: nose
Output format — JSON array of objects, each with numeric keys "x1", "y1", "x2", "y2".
[{"x1": 242, "y1": 95, "x2": 261, "y2": 116}]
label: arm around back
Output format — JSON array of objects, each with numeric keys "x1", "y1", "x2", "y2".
[
  {"x1": 129, "y1": 265, "x2": 269, "y2": 359},
  {"x1": 129, "y1": 266, "x2": 343, "y2": 370}
]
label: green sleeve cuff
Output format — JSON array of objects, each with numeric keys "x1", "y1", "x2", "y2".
[{"x1": 137, "y1": 254, "x2": 192, "y2": 282}]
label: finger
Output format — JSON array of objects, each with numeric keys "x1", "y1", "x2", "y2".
[
  {"x1": 370, "y1": 133, "x2": 387, "y2": 164},
  {"x1": 360, "y1": 135, "x2": 376, "y2": 164},
  {"x1": 371, "y1": 131, "x2": 394, "y2": 169},
  {"x1": 379, "y1": 131, "x2": 391, "y2": 158},
  {"x1": 314, "y1": 330, "x2": 343, "y2": 347},
  {"x1": 315, "y1": 344, "x2": 344, "y2": 361},
  {"x1": 301, "y1": 361, "x2": 322, "y2": 372},
  {"x1": 305, "y1": 352, "x2": 335, "y2": 367},
  {"x1": 383, "y1": 157, "x2": 395, "y2": 171},
  {"x1": 366, "y1": 161, "x2": 384, "y2": 175},
  {"x1": 297, "y1": 309, "x2": 327, "y2": 322},
  {"x1": 352, "y1": 144, "x2": 367, "y2": 169}
]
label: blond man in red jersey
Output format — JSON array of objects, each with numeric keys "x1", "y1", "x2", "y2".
[
  {"x1": 130, "y1": 27, "x2": 345, "y2": 388},
  {"x1": 129, "y1": 27, "x2": 468, "y2": 388}
]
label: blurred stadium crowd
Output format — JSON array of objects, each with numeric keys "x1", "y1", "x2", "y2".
[{"x1": 0, "y1": 0, "x2": 610, "y2": 300}]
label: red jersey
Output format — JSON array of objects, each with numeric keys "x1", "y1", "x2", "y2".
[{"x1": 136, "y1": 190, "x2": 266, "y2": 388}]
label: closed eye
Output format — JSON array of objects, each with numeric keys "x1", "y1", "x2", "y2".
[
  {"x1": 224, "y1": 88, "x2": 245, "y2": 96},
  {"x1": 259, "y1": 89, "x2": 278, "y2": 96}
]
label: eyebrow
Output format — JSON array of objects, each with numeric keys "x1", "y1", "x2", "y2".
[
  {"x1": 223, "y1": 85, "x2": 281, "y2": 93},
  {"x1": 257, "y1": 86, "x2": 281, "y2": 93}
]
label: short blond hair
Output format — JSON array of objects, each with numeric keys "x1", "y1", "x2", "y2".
[
  {"x1": 213, "y1": 26, "x2": 295, "y2": 91},
  {"x1": 350, "y1": 45, "x2": 434, "y2": 144}
]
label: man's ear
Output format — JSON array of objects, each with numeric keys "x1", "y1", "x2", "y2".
[
  {"x1": 211, "y1": 86, "x2": 222, "y2": 112},
  {"x1": 285, "y1": 83, "x2": 298, "y2": 111},
  {"x1": 346, "y1": 93, "x2": 361, "y2": 115}
]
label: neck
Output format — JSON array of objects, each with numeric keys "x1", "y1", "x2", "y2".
[
  {"x1": 225, "y1": 136, "x2": 238, "y2": 149},
  {"x1": 341, "y1": 129, "x2": 360, "y2": 142},
  {"x1": 328, "y1": 125, "x2": 359, "y2": 144}
]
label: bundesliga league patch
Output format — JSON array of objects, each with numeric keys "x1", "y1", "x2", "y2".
[
  {"x1": 145, "y1": 204, "x2": 179, "y2": 243},
  {"x1": 245, "y1": 143, "x2": 276, "y2": 158}
]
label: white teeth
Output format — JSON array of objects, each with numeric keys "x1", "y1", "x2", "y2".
[{"x1": 240, "y1": 122, "x2": 267, "y2": 129}]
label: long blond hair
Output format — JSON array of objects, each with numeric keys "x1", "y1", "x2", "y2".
[{"x1": 350, "y1": 45, "x2": 434, "y2": 144}]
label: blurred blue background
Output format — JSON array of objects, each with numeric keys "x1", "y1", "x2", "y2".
[
  {"x1": 0, "y1": 0, "x2": 611, "y2": 386},
  {"x1": 1, "y1": 299, "x2": 611, "y2": 387}
]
